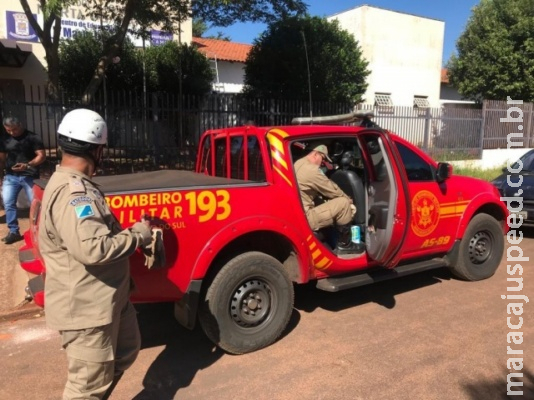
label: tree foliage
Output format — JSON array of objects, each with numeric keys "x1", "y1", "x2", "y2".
[
  {"x1": 193, "y1": 0, "x2": 307, "y2": 26},
  {"x1": 193, "y1": 18, "x2": 231, "y2": 41},
  {"x1": 144, "y1": 41, "x2": 214, "y2": 95},
  {"x1": 447, "y1": 0, "x2": 534, "y2": 102},
  {"x1": 58, "y1": 31, "x2": 213, "y2": 96},
  {"x1": 243, "y1": 16, "x2": 369, "y2": 103},
  {"x1": 58, "y1": 30, "x2": 143, "y2": 94},
  {"x1": 20, "y1": 0, "x2": 307, "y2": 102}
]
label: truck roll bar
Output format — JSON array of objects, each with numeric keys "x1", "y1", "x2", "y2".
[{"x1": 291, "y1": 110, "x2": 375, "y2": 126}]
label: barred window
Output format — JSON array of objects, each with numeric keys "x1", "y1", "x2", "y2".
[
  {"x1": 375, "y1": 93, "x2": 393, "y2": 107},
  {"x1": 374, "y1": 93, "x2": 394, "y2": 115},
  {"x1": 413, "y1": 96, "x2": 430, "y2": 108}
]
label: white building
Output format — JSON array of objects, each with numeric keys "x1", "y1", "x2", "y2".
[
  {"x1": 192, "y1": 37, "x2": 252, "y2": 93},
  {"x1": 328, "y1": 5, "x2": 445, "y2": 107}
]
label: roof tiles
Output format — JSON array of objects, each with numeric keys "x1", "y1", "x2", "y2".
[{"x1": 192, "y1": 37, "x2": 252, "y2": 63}]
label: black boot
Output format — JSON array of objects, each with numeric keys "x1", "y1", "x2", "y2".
[{"x1": 335, "y1": 224, "x2": 364, "y2": 255}]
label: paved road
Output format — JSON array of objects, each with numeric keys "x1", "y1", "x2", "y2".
[{"x1": 0, "y1": 237, "x2": 532, "y2": 400}]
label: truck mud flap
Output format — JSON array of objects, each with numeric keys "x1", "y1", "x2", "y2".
[{"x1": 174, "y1": 280, "x2": 202, "y2": 330}]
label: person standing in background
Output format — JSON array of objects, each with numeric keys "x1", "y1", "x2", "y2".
[{"x1": 0, "y1": 116, "x2": 46, "y2": 244}]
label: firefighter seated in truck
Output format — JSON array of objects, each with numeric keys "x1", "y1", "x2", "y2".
[{"x1": 294, "y1": 143, "x2": 360, "y2": 255}]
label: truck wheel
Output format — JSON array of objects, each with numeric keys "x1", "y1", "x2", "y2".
[
  {"x1": 450, "y1": 213, "x2": 504, "y2": 281},
  {"x1": 199, "y1": 251, "x2": 294, "y2": 354}
]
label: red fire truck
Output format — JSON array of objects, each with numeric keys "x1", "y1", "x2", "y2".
[{"x1": 19, "y1": 112, "x2": 508, "y2": 354}]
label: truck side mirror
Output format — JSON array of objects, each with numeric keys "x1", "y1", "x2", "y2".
[{"x1": 436, "y1": 162, "x2": 452, "y2": 183}]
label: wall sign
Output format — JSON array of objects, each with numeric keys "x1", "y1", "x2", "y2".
[{"x1": 6, "y1": 11, "x2": 39, "y2": 43}]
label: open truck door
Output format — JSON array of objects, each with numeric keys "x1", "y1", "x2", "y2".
[{"x1": 360, "y1": 131, "x2": 410, "y2": 269}]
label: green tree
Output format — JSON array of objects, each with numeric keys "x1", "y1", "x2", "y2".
[
  {"x1": 144, "y1": 41, "x2": 214, "y2": 95},
  {"x1": 244, "y1": 16, "x2": 369, "y2": 103},
  {"x1": 58, "y1": 30, "x2": 143, "y2": 94},
  {"x1": 193, "y1": 17, "x2": 209, "y2": 37},
  {"x1": 20, "y1": 0, "x2": 306, "y2": 102},
  {"x1": 447, "y1": 0, "x2": 534, "y2": 102},
  {"x1": 58, "y1": 31, "x2": 213, "y2": 96}
]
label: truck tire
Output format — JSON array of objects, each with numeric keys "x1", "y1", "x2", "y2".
[
  {"x1": 449, "y1": 213, "x2": 504, "y2": 281},
  {"x1": 199, "y1": 251, "x2": 294, "y2": 354}
]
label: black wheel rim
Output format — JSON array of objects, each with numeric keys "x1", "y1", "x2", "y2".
[
  {"x1": 468, "y1": 230, "x2": 493, "y2": 264},
  {"x1": 230, "y1": 279, "x2": 272, "y2": 327}
]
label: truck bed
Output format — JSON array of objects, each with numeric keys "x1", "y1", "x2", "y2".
[{"x1": 35, "y1": 170, "x2": 257, "y2": 194}]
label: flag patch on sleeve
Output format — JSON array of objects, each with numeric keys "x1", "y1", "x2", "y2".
[{"x1": 75, "y1": 204, "x2": 95, "y2": 219}]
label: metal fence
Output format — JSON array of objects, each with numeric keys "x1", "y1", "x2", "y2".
[
  {"x1": 0, "y1": 87, "x2": 352, "y2": 176},
  {"x1": 1, "y1": 87, "x2": 532, "y2": 176},
  {"x1": 481, "y1": 100, "x2": 534, "y2": 149},
  {"x1": 358, "y1": 103, "x2": 484, "y2": 159}
]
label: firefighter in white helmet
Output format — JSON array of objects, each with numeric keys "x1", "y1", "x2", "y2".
[{"x1": 38, "y1": 108, "x2": 153, "y2": 399}]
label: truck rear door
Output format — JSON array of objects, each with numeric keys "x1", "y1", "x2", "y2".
[{"x1": 360, "y1": 130, "x2": 410, "y2": 268}]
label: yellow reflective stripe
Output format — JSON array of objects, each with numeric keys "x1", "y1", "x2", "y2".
[
  {"x1": 267, "y1": 134, "x2": 285, "y2": 153},
  {"x1": 273, "y1": 150, "x2": 288, "y2": 169},
  {"x1": 273, "y1": 165, "x2": 293, "y2": 187},
  {"x1": 456, "y1": 205, "x2": 467, "y2": 213},
  {"x1": 440, "y1": 206, "x2": 456, "y2": 215},
  {"x1": 315, "y1": 257, "x2": 330, "y2": 270},
  {"x1": 269, "y1": 128, "x2": 289, "y2": 138}
]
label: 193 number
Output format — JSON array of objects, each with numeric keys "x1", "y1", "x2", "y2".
[{"x1": 185, "y1": 190, "x2": 231, "y2": 223}]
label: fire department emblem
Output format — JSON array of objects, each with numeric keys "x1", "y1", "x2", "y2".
[{"x1": 411, "y1": 190, "x2": 440, "y2": 237}]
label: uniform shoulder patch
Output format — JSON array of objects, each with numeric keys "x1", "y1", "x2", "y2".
[
  {"x1": 75, "y1": 204, "x2": 95, "y2": 219},
  {"x1": 69, "y1": 196, "x2": 93, "y2": 206},
  {"x1": 69, "y1": 176, "x2": 86, "y2": 195}
]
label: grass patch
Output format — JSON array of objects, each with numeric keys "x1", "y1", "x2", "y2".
[{"x1": 452, "y1": 165, "x2": 503, "y2": 182}]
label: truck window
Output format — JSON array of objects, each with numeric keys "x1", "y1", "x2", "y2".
[
  {"x1": 365, "y1": 137, "x2": 387, "y2": 181},
  {"x1": 395, "y1": 142, "x2": 434, "y2": 181},
  {"x1": 213, "y1": 136, "x2": 266, "y2": 181}
]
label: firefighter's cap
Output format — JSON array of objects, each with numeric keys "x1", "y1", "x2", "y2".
[{"x1": 312, "y1": 144, "x2": 332, "y2": 162}]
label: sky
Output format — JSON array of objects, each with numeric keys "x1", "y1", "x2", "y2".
[{"x1": 205, "y1": 0, "x2": 480, "y2": 65}]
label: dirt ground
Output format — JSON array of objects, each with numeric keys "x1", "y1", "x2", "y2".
[
  {"x1": 0, "y1": 208, "x2": 38, "y2": 318},
  {"x1": 1, "y1": 238, "x2": 532, "y2": 400}
]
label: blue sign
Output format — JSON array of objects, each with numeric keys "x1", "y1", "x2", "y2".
[
  {"x1": 150, "y1": 30, "x2": 173, "y2": 46},
  {"x1": 6, "y1": 11, "x2": 39, "y2": 43}
]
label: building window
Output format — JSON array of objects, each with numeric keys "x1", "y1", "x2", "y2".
[
  {"x1": 375, "y1": 93, "x2": 393, "y2": 107},
  {"x1": 413, "y1": 96, "x2": 430, "y2": 108},
  {"x1": 374, "y1": 93, "x2": 394, "y2": 115},
  {"x1": 414, "y1": 95, "x2": 430, "y2": 117}
]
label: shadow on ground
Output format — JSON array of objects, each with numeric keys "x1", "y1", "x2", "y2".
[
  {"x1": 294, "y1": 267, "x2": 453, "y2": 313},
  {"x1": 132, "y1": 302, "x2": 222, "y2": 399},
  {"x1": 132, "y1": 302, "x2": 300, "y2": 399},
  {"x1": 462, "y1": 368, "x2": 534, "y2": 399}
]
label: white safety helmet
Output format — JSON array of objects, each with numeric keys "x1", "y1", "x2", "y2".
[{"x1": 58, "y1": 109, "x2": 107, "y2": 145}]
